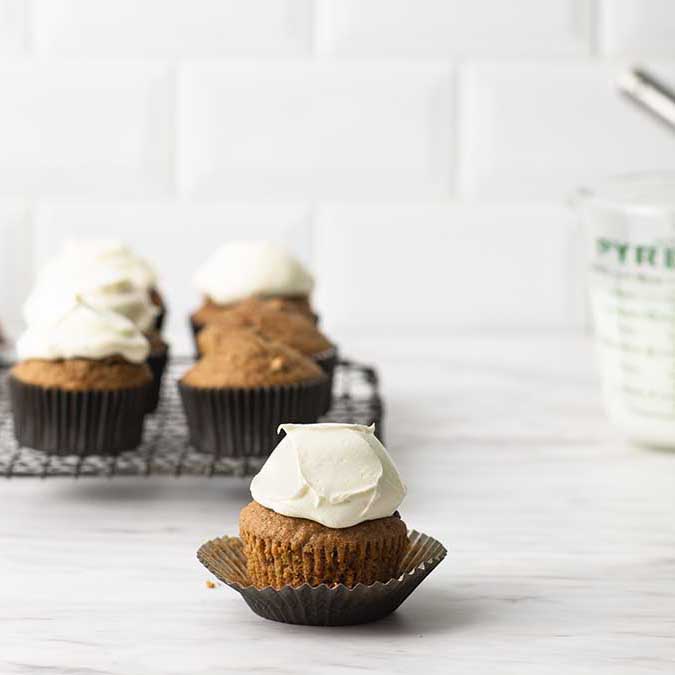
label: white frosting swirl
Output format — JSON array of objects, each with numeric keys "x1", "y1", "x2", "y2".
[
  {"x1": 17, "y1": 299, "x2": 150, "y2": 363},
  {"x1": 194, "y1": 241, "x2": 314, "y2": 305},
  {"x1": 47, "y1": 240, "x2": 157, "y2": 290},
  {"x1": 24, "y1": 267, "x2": 159, "y2": 333},
  {"x1": 250, "y1": 423, "x2": 406, "y2": 529}
]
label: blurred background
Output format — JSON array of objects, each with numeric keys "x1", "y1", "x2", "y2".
[{"x1": 0, "y1": 0, "x2": 674, "y2": 353}]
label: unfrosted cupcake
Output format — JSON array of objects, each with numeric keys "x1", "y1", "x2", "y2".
[
  {"x1": 240, "y1": 423, "x2": 408, "y2": 589},
  {"x1": 9, "y1": 300, "x2": 152, "y2": 455},
  {"x1": 24, "y1": 258, "x2": 168, "y2": 412},
  {"x1": 190, "y1": 241, "x2": 316, "y2": 337},
  {"x1": 197, "y1": 307, "x2": 337, "y2": 411},
  {"x1": 179, "y1": 330, "x2": 329, "y2": 458}
]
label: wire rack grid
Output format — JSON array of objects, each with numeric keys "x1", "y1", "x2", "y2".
[{"x1": 0, "y1": 357, "x2": 383, "y2": 478}]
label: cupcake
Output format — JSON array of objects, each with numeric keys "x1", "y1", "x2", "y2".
[
  {"x1": 145, "y1": 331, "x2": 169, "y2": 412},
  {"x1": 240, "y1": 423, "x2": 408, "y2": 589},
  {"x1": 178, "y1": 330, "x2": 329, "y2": 459},
  {"x1": 24, "y1": 261, "x2": 169, "y2": 413},
  {"x1": 36, "y1": 240, "x2": 167, "y2": 332},
  {"x1": 197, "y1": 307, "x2": 337, "y2": 410},
  {"x1": 9, "y1": 299, "x2": 152, "y2": 455},
  {"x1": 190, "y1": 241, "x2": 316, "y2": 339}
]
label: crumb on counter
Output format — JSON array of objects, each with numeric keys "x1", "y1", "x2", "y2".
[{"x1": 206, "y1": 580, "x2": 216, "y2": 589}]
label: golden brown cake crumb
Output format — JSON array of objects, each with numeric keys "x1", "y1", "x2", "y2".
[
  {"x1": 197, "y1": 307, "x2": 332, "y2": 358},
  {"x1": 239, "y1": 501, "x2": 408, "y2": 589},
  {"x1": 192, "y1": 294, "x2": 315, "y2": 328},
  {"x1": 234, "y1": 295, "x2": 316, "y2": 322},
  {"x1": 11, "y1": 356, "x2": 152, "y2": 391},
  {"x1": 205, "y1": 580, "x2": 216, "y2": 589},
  {"x1": 182, "y1": 330, "x2": 324, "y2": 389}
]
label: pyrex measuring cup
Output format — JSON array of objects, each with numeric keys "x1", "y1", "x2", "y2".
[{"x1": 578, "y1": 173, "x2": 675, "y2": 448}]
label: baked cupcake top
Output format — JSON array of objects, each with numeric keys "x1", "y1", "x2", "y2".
[
  {"x1": 24, "y1": 265, "x2": 159, "y2": 333},
  {"x1": 191, "y1": 295, "x2": 316, "y2": 327},
  {"x1": 193, "y1": 241, "x2": 314, "y2": 306},
  {"x1": 182, "y1": 330, "x2": 323, "y2": 388},
  {"x1": 234, "y1": 295, "x2": 315, "y2": 318},
  {"x1": 197, "y1": 307, "x2": 332, "y2": 357},
  {"x1": 250, "y1": 423, "x2": 406, "y2": 528},
  {"x1": 17, "y1": 299, "x2": 150, "y2": 364}
]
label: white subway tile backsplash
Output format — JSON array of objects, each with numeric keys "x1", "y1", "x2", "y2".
[
  {"x1": 178, "y1": 63, "x2": 454, "y2": 199},
  {"x1": 34, "y1": 0, "x2": 311, "y2": 57},
  {"x1": 460, "y1": 63, "x2": 675, "y2": 200},
  {"x1": 314, "y1": 203, "x2": 575, "y2": 337},
  {"x1": 600, "y1": 0, "x2": 675, "y2": 55},
  {"x1": 34, "y1": 203, "x2": 312, "y2": 351},
  {"x1": 0, "y1": 64, "x2": 172, "y2": 198},
  {"x1": 317, "y1": 0, "x2": 592, "y2": 57},
  {"x1": 0, "y1": 0, "x2": 25, "y2": 54},
  {"x1": 0, "y1": 0, "x2": 671, "y2": 337},
  {"x1": 0, "y1": 203, "x2": 32, "y2": 339}
]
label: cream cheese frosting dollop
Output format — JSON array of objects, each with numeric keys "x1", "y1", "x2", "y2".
[
  {"x1": 194, "y1": 241, "x2": 314, "y2": 305},
  {"x1": 41, "y1": 240, "x2": 158, "y2": 290},
  {"x1": 23, "y1": 266, "x2": 159, "y2": 333},
  {"x1": 250, "y1": 423, "x2": 406, "y2": 529},
  {"x1": 17, "y1": 299, "x2": 150, "y2": 363}
]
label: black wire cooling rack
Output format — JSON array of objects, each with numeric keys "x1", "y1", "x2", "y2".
[{"x1": 0, "y1": 357, "x2": 383, "y2": 478}]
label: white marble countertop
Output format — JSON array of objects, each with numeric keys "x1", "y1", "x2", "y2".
[{"x1": 2, "y1": 333, "x2": 675, "y2": 674}]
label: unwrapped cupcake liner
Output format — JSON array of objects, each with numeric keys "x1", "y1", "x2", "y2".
[
  {"x1": 8, "y1": 376, "x2": 151, "y2": 456},
  {"x1": 197, "y1": 530, "x2": 447, "y2": 626},
  {"x1": 313, "y1": 347, "x2": 338, "y2": 415},
  {"x1": 178, "y1": 376, "x2": 330, "y2": 459},
  {"x1": 146, "y1": 348, "x2": 169, "y2": 413}
]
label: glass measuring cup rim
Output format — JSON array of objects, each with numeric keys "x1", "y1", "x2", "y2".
[{"x1": 576, "y1": 172, "x2": 675, "y2": 216}]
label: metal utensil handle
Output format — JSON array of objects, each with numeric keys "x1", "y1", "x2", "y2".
[{"x1": 618, "y1": 67, "x2": 675, "y2": 131}]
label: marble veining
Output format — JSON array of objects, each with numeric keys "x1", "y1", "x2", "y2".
[{"x1": 2, "y1": 334, "x2": 675, "y2": 674}]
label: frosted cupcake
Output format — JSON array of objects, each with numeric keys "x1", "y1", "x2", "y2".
[
  {"x1": 240, "y1": 423, "x2": 408, "y2": 589},
  {"x1": 25, "y1": 257, "x2": 168, "y2": 412},
  {"x1": 36, "y1": 240, "x2": 166, "y2": 331},
  {"x1": 190, "y1": 241, "x2": 316, "y2": 340},
  {"x1": 9, "y1": 300, "x2": 152, "y2": 455}
]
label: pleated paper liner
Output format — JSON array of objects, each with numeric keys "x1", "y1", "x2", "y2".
[
  {"x1": 8, "y1": 375, "x2": 151, "y2": 456},
  {"x1": 178, "y1": 375, "x2": 330, "y2": 458},
  {"x1": 146, "y1": 347, "x2": 169, "y2": 413},
  {"x1": 197, "y1": 530, "x2": 447, "y2": 626}
]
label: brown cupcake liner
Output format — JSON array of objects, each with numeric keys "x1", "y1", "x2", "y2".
[
  {"x1": 146, "y1": 348, "x2": 169, "y2": 413},
  {"x1": 8, "y1": 376, "x2": 151, "y2": 456},
  {"x1": 154, "y1": 308, "x2": 166, "y2": 333},
  {"x1": 313, "y1": 346, "x2": 337, "y2": 415},
  {"x1": 178, "y1": 376, "x2": 330, "y2": 459},
  {"x1": 197, "y1": 530, "x2": 447, "y2": 626},
  {"x1": 189, "y1": 317, "x2": 203, "y2": 353},
  {"x1": 150, "y1": 288, "x2": 166, "y2": 333}
]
